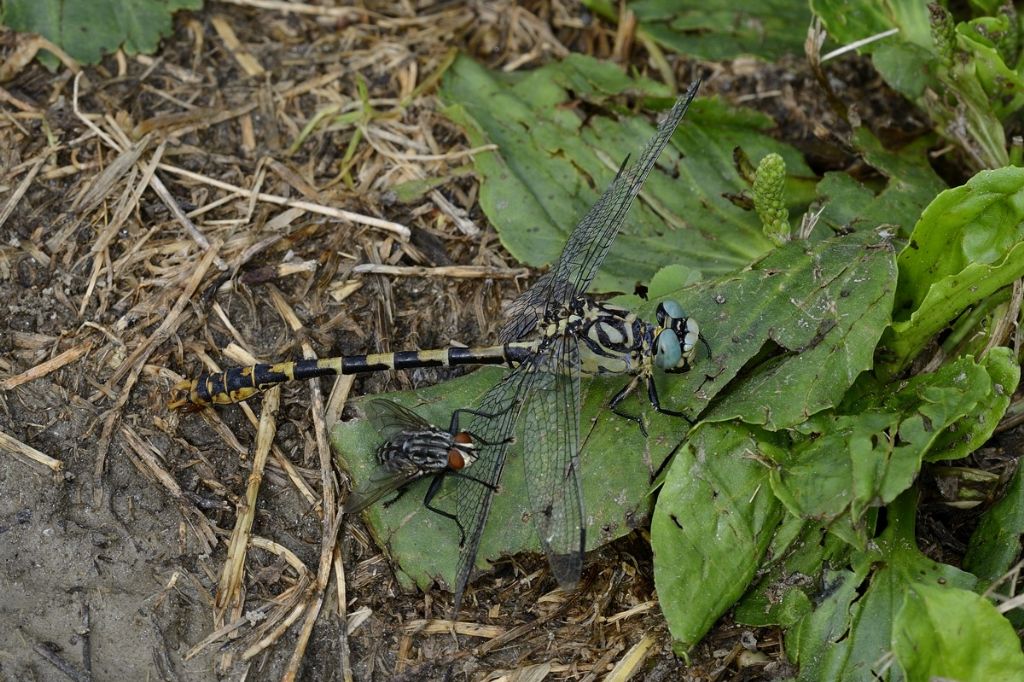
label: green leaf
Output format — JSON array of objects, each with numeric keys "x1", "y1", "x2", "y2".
[
  {"x1": 957, "y1": 14, "x2": 1024, "y2": 121},
  {"x1": 583, "y1": 0, "x2": 811, "y2": 61},
  {"x1": 651, "y1": 422, "x2": 785, "y2": 650},
  {"x1": 813, "y1": 129, "x2": 946, "y2": 239},
  {"x1": 1, "y1": 0, "x2": 202, "y2": 65},
  {"x1": 734, "y1": 518, "x2": 850, "y2": 628},
  {"x1": 681, "y1": 228, "x2": 896, "y2": 430},
  {"x1": 965, "y1": 461, "x2": 1024, "y2": 586},
  {"x1": 811, "y1": 0, "x2": 933, "y2": 52},
  {"x1": 893, "y1": 582, "x2": 1024, "y2": 681},
  {"x1": 439, "y1": 54, "x2": 814, "y2": 293},
  {"x1": 769, "y1": 355, "x2": 997, "y2": 537},
  {"x1": 925, "y1": 347, "x2": 1019, "y2": 463},
  {"x1": 881, "y1": 167, "x2": 1024, "y2": 376},
  {"x1": 331, "y1": 366, "x2": 688, "y2": 592},
  {"x1": 788, "y1": 490, "x2": 978, "y2": 681}
]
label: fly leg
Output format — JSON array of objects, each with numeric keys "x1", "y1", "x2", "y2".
[
  {"x1": 450, "y1": 471, "x2": 500, "y2": 492},
  {"x1": 382, "y1": 486, "x2": 410, "y2": 508},
  {"x1": 421, "y1": 473, "x2": 467, "y2": 546},
  {"x1": 447, "y1": 399, "x2": 517, "y2": 434}
]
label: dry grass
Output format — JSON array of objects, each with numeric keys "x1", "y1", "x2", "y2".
[{"x1": 0, "y1": 2, "x2": 837, "y2": 680}]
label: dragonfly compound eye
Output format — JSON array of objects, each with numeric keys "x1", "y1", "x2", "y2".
[
  {"x1": 684, "y1": 318, "x2": 700, "y2": 356},
  {"x1": 654, "y1": 330, "x2": 683, "y2": 370},
  {"x1": 656, "y1": 300, "x2": 687, "y2": 327}
]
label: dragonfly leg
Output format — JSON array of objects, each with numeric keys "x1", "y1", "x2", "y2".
[
  {"x1": 646, "y1": 375, "x2": 694, "y2": 425},
  {"x1": 608, "y1": 376, "x2": 648, "y2": 437},
  {"x1": 423, "y1": 473, "x2": 467, "y2": 546}
]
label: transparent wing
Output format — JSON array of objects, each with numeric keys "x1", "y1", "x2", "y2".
[
  {"x1": 498, "y1": 82, "x2": 700, "y2": 344},
  {"x1": 521, "y1": 335, "x2": 584, "y2": 588},
  {"x1": 451, "y1": 366, "x2": 532, "y2": 613},
  {"x1": 343, "y1": 469, "x2": 429, "y2": 514},
  {"x1": 363, "y1": 398, "x2": 433, "y2": 441},
  {"x1": 498, "y1": 273, "x2": 570, "y2": 343}
]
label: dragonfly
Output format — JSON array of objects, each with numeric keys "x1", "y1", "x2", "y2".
[
  {"x1": 170, "y1": 82, "x2": 704, "y2": 609},
  {"x1": 343, "y1": 397, "x2": 511, "y2": 546},
  {"x1": 168, "y1": 83, "x2": 701, "y2": 416},
  {"x1": 443, "y1": 82, "x2": 704, "y2": 612}
]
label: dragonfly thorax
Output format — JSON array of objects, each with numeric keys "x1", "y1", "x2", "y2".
[{"x1": 539, "y1": 298, "x2": 702, "y2": 378}]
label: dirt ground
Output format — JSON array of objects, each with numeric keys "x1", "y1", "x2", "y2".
[{"x1": 0, "y1": 2, "x2": 956, "y2": 681}]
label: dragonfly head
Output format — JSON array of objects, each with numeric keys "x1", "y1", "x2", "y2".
[
  {"x1": 653, "y1": 300, "x2": 701, "y2": 373},
  {"x1": 449, "y1": 432, "x2": 477, "y2": 470}
]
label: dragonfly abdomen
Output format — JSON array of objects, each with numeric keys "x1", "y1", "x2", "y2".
[{"x1": 170, "y1": 343, "x2": 538, "y2": 409}]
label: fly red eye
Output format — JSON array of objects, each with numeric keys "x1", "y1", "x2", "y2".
[
  {"x1": 448, "y1": 449, "x2": 466, "y2": 470},
  {"x1": 453, "y1": 432, "x2": 473, "y2": 444}
]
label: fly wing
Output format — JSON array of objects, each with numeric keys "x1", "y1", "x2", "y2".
[
  {"x1": 520, "y1": 334, "x2": 584, "y2": 589},
  {"x1": 343, "y1": 468, "x2": 429, "y2": 514},
  {"x1": 363, "y1": 398, "x2": 432, "y2": 441},
  {"x1": 501, "y1": 83, "x2": 700, "y2": 339}
]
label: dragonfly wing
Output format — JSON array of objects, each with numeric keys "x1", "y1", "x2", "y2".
[
  {"x1": 452, "y1": 366, "x2": 531, "y2": 613},
  {"x1": 521, "y1": 335, "x2": 584, "y2": 588},
  {"x1": 498, "y1": 273, "x2": 572, "y2": 343},
  {"x1": 547, "y1": 82, "x2": 700, "y2": 306}
]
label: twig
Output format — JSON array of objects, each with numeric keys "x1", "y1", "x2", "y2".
[
  {"x1": 216, "y1": 386, "x2": 281, "y2": 610},
  {"x1": 0, "y1": 154, "x2": 47, "y2": 230},
  {"x1": 352, "y1": 264, "x2": 530, "y2": 279},
  {"x1": 156, "y1": 162, "x2": 412, "y2": 239},
  {"x1": 604, "y1": 632, "x2": 658, "y2": 682},
  {"x1": 216, "y1": 0, "x2": 366, "y2": 18},
  {"x1": 0, "y1": 428, "x2": 63, "y2": 473},
  {"x1": 0, "y1": 341, "x2": 93, "y2": 391}
]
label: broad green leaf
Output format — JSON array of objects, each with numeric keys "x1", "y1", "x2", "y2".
[
  {"x1": 787, "y1": 566, "x2": 868, "y2": 681},
  {"x1": 659, "y1": 228, "x2": 896, "y2": 430},
  {"x1": 1, "y1": 0, "x2": 201, "y2": 65},
  {"x1": 651, "y1": 422, "x2": 785, "y2": 650},
  {"x1": 583, "y1": 0, "x2": 810, "y2": 61},
  {"x1": 881, "y1": 167, "x2": 1024, "y2": 377},
  {"x1": 811, "y1": 0, "x2": 935, "y2": 104},
  {"x1": 789, "y1": 490, "x2": 977, "y2": 681},
  {"x1": 869, "y1": 40, "x2": 937, "y2": 100},
  {"x1": 893, "y1": 582, "x2": 1024, "y2": 681},
  {"x1": 814, "y1": 130, "x2": 945, "y2": 240},
  {"x1": 811, "y1": 0, "x2": 933, "y2": 52},
  {"x1": 734, "y1": 518, "x2": 850, "y2": 628},
  {"x1": 772, "y1": 356, "x2": 996, "y2": 534},
  {"x1": 965, "y1": 461, "x2": 1024, "y2": 586},
  {"x1": 926, "y1": 347, "x2": 1019, "y2": 463},
  {"x1": 814, "y1": 0, "x2": 1018, "y2": 170},
  {"x1": 439, "y1": 54, "x2": 814, "y2": 293},
  {"x1": 331, "y1": 366, "x2": 691, "y2": 592}
]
